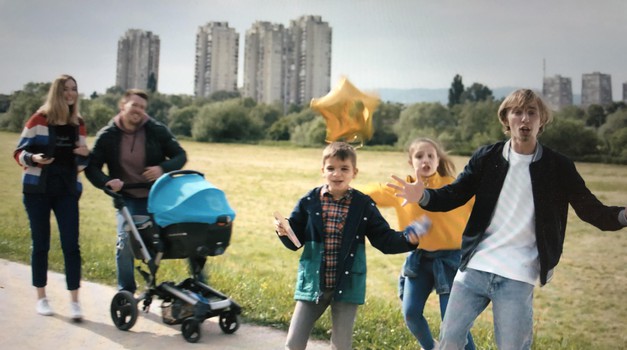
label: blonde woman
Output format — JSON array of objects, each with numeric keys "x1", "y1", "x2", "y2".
[{"x1": 13, "y1": 74, "x2": 89, "y2": 321}]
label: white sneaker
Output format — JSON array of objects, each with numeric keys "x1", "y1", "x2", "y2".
[
  {"x1": 36, "y1": 298, "x2": 54, "y2": 316},
  {"x1": 70, "y1": 302, "x2": 83, "y2": 322}
]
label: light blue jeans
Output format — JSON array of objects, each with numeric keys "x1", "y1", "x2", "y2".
[
  {"x1": 115, "y1": 197, "x2": 148, "y2": 293},
  {"x1": 440, "y1": 268, "x2": 534, "y2": 350},
  {"x1": 402, "y1": 270, "x2": 475, "y2": 350}
]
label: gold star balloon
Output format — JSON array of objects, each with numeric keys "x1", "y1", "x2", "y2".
[{"x1": 310, "y1": 77, "x2": 380, "y2": 146}]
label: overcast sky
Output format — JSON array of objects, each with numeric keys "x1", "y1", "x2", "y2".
[{"x1": 1, "y1": 0, "x2": 626, "y2": 100}]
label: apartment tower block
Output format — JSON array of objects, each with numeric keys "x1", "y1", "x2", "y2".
[
  {"x1": 194, "y1": 22, "x2": 239, "y2": 98},
  {"x1": 244, "y1": 15, "x2": 332, "y2": 108},
  {"x1": 542, "y1": 75, "x2": 573, "y2": 110},
  {"x1": 116, "y1": 29, "x2": 160, "y2": 91},
  {"x1": 243, "y1": 22, "x2": 287, "y2": 105},
  {"x1": 581, "y1": 72, "x2": 612, "y2": 107}
]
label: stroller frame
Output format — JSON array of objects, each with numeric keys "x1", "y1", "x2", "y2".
[{"x1": 106, "y1": 171, "x2": 241, "y2": 343}]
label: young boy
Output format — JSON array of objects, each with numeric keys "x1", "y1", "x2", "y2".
[{"x1": 275, "y1": 141, "x2": 421, "y2": 350}]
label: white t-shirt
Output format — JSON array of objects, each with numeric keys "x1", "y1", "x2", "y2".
[{"x1": 462, "y1": 149, "x2": 540, "y2": 286}]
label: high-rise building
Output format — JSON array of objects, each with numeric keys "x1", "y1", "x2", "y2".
[
  {"x1": 243, "y1": 22, "x2": 287, "y2": 105},
  {"x1": 194, "y1": 22, "x2": 239, "y2": 98},
  {"x1": 581, "y1": 72, "x2": 612, "y2": 107},
  {"x1": 243, "y1": 16, "x2": 332, "y2": 109},
  {"x1": 116, "y1": 29, "x2": 160, "y2": 91},
  {"x1": 285, "y1": 15, "x2": 332, "y2": 107},
  {"x1": 542, "y1": 75, "x2": 573, "y2": 110}
]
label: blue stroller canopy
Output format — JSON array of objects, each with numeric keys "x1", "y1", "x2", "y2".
[{"x1": 147, "y1": 170, "x2": 236, "y2": 227}]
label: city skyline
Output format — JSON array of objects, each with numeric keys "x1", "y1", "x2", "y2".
[{"x1": 1, "y1": 1, "x2": 626, "y2": 100}]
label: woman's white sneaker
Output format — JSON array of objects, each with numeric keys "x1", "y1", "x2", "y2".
[
  {"x1": 36, "y1": 298, "x2": 54, "y2": 316},
  {"x1": 70, "y1": 302, "x2": 83, "y2": 322}
]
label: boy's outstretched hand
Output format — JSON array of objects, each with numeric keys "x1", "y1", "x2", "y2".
[{"x1": 386, "y1": 172, "x2": 426, "y2": 207}]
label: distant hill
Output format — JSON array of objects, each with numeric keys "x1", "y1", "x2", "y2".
[{"x1": 377, "y1": 86, "x2": 554, "y2": 105}]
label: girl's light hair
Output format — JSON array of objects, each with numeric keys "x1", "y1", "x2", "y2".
[
  {"x1": 408, "y1": 137, "x2": 456, "y2": 177},
  {"x1": 497, "y1": 89, "x2": 552, "y2": 135},
  {"x1": 39, "y1": 74, "x2": 81, "y2": 126}
]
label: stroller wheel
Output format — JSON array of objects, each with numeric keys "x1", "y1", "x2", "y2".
[
  {"x1": 181, "y1": 318, "x2": 202, "y2": 343},
  {"x1": 219, "y1": 312, "x2": 240, "y2": 334},
  {"x1": 110, "y1": 290, "x2": 138, "y2": 331}
]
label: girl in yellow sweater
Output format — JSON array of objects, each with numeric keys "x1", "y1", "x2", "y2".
[{"x1": 362, "y1": 138, "x2": 475, "y2": 350}]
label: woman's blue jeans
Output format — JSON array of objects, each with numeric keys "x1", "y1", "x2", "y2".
[
  {"x1": 440, "y1": 268, "x2": 534, "y2": 350},
  {"x1": 402, "y1": 256, "x2": 475, "y2": 350},
  {"x1": 24, "y1": 193, "x2": 81, "y2": 290}
]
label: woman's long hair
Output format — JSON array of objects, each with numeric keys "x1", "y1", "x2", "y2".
[{"x1": 39, "y1": 74, "x2": 81, "y2": 126}]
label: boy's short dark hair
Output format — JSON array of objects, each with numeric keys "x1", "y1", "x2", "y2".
[{"x1": 322, "y1": 142, "x2": 357, "y2": 168}]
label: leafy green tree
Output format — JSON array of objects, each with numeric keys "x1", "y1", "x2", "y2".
[
  {"x1": 106, "y1": 86, "x2": 125, "y2": 95},
  {"x1": 586, "y1": 104, "x2": 606, "y2": 128},
  {"x1": 394, "y1": 102, "x2": 455, "y2": 148},
  {"x1": 448, "y1": 74, "x2": 464, "y2": 108},
  {"x1": 455, "y1": 100, "x2": 502, "y2": 153},
  {"x1": 168, "y1": 105, "x2": 199, "y2": 137},
  {"x1": 193, "y1": 99, "x2": 262, "y2": 142},
  {"x1": 3, "y1": 82, "x2": 49, "y2": 132},
  {"x1": 598, "y1": 109, "x2": 627, "y2": 156},
  {"x1": 147, "y1": 73, "x2": 157, "y2": 93},
  {"x1": 268, "y1": 109, "x2": 317, "y2": 141},
  {"x1": 290, "y1": 117, "x2": 326, "y2": 146},
  {"x1": 461, "y1": 83, "x2": 493, "y2": 103},
  {"x1": 209, "y1": 90, "x2": 241, "y2": 102},
  {"x1": 250, "y1": 103, "x2": 282, "y2": 130},
  {"x1": 146, "y1": 92, "x2": 172, "y2": 124},
  {"x1": 369, "y1": 101, "x2": 401, "y2": 146},
  {"x1": 166, "y1": 94, "x2": 194, "y2": 109},
  {"x1": 541, "y1": 118, "x2": 600, "y2": 158},
  {"x1": 0, "y1": 94, "x2": 11, "y2": 113},
  {"x1": 607, "y1": 128, "x2": 627, "y2": 158},
  {"x1": 553, "y1": 105, "x2": 585, "y2": 123},
  {"x1": 605, "y1": 101, "x2": 627, "y2": 115},
  {"x1": 81, "y1": 100, "x2": 115, "y2": 134}
]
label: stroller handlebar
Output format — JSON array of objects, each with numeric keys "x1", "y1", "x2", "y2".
[
  {"x1": 104, "y1": 182, "x2": 153, "y2": 209},
  {"x1": 166, "y1": 169, "x2": 204, "y2": 178}
]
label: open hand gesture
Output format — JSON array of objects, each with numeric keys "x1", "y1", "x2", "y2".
[{"x1": 386, "y1": 171, "x2": 425, "y2": 207}]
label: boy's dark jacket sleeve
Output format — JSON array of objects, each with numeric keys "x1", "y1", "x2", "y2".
[{"x1": 276, "y1": 187, "x2": 416, "y2": 253}]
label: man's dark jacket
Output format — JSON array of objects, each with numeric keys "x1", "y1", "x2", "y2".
[
  {"x1": 421, "y1": 140, "x2": 624, "y2": 286},
  {"x1": 85, "y1": 117, "x2": 187, "y2": 189}
]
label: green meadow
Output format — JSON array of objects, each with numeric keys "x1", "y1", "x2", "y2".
[{"x1": 1, "y1": 131, "x2": 626, "y2": 349}]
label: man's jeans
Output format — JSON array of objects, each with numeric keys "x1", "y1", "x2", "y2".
[
  {"x1": 440, "y1": 268, "x2": 534, "y2": 350},
  {"x1": 115, "y1": 197, "x2": 148, "y2": 293}
]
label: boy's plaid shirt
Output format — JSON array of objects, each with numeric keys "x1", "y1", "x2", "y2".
[{"x1": 320, "y1": 186, "x2": 353, "y2": 290}]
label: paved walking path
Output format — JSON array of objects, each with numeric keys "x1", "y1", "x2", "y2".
[{"x1": 0, "y1": 259, "x2": 328, "y2": 349}]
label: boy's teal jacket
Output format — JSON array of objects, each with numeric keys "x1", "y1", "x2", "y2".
[{"x1": 278, "y1": 186, "x2": 416, "y2": 305}]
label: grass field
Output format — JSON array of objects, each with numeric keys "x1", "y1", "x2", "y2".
[{"x1": 1, "y1": 131, "x2": 626, "y2": 349}]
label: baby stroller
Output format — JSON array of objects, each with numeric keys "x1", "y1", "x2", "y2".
[{"x1": 105, "y1": 170, "x2": 242, "y2": 343}]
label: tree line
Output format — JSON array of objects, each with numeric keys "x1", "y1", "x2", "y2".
[{"x1": 1, "y1": 75, "x2": 626, "y2": 163}]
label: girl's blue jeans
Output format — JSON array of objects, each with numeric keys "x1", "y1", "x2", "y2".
[{"x1": 402, "y1": 256, "x2": 475, "y2": 350}]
